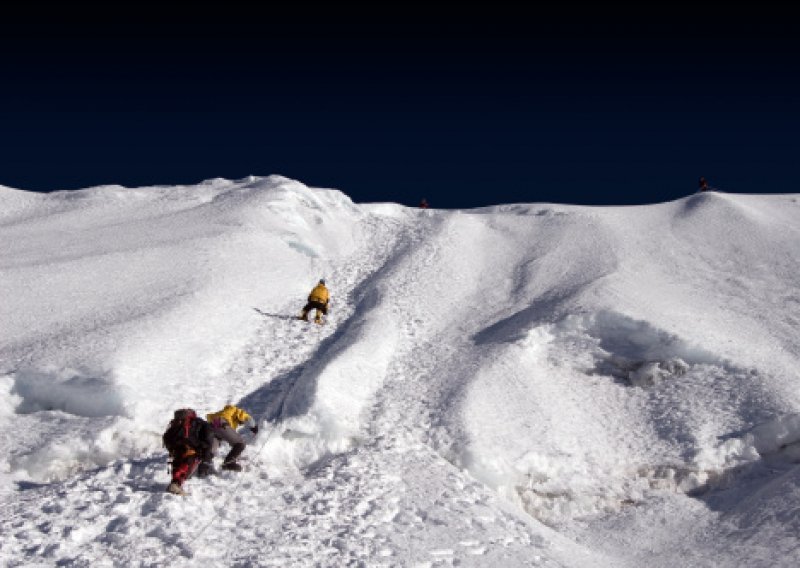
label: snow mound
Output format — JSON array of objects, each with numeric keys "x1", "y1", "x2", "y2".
[
  {"x1": 745, "y1": 413, "x2": 800, "y2": 457},
  {"x1": 12, "y1": 367, "x2": 128, "y2": 418},
  {"x1": 581, "y1": 310, "x2": 722, "y2": 387}
]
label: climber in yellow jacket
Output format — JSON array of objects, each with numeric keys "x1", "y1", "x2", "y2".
[
  {"x1": 206, "y1": 404, "x2": 258, "y2": 472},
  {"x1": 298, "y1": 279, "x2": 330, "y2": 324}
]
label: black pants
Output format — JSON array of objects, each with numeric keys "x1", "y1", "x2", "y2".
[{"x1": 302, "y1": 300, "x2": 328, "y2": 315}]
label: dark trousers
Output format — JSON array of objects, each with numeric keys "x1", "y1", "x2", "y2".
[{"x1": 301, "y1": 300, "x2": 328, "y2": 319}]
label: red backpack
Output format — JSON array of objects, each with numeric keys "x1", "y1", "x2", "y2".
[{"x1": 163, "y1": 409, "x2": 201, "y2": 457}]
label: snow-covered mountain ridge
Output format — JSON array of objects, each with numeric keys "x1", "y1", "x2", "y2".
[{"x1": 1, "y1": 176, "x2": 798, "y2": 566}]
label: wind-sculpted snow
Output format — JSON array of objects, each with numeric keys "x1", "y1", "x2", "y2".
[
  {"x1": 1, "y1": 178, "x2": 799, "y2": 567},
  {"x1": 0, "y1": 176, "x2": 365, "y2": 480},
  {"x1": 12, "y1": 367, "x2": 128, "y2": 417}
]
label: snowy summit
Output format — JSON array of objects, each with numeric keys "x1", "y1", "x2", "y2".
[{"x1": 1, "y1": 175, "x2": 799, "y2": 566}]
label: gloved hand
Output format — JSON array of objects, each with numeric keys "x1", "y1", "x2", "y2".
[
  {"x1": 250, "y1": 425, "x2": 259, "y2": 435},
  {"x1": 197, "y1": 461, "x2": 214, "y2": 478}
]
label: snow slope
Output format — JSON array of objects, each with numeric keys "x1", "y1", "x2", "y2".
[{"x1": 1, "y1": 177, "x2": 799, "y2": 567}]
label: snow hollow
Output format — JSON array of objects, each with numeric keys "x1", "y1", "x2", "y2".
[{"x1": 1, "y1": 176, "x2": 799, "y2": 567}]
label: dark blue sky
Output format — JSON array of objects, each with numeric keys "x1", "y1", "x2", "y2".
[{"x1": 1, "y1": 3, "x2": 798, "y2": 208}]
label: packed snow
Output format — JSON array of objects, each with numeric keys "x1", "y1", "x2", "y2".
[{"x1": 1, "y1": 175, "x2": 799, "y2": 567}]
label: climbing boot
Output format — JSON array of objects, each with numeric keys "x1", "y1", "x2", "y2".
[
  {"x1": 222, "y1": 461, "x2": 243, "y2": 472},
  {"x1": 166, "y1": 482, "x2": 187, "y2": 496}
]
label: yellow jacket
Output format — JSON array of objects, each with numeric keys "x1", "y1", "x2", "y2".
[
  {"x1": 308, "y1": 283, "x2": 329, "y2": 305},
  {"x1": 207, "y1": 405, "x2": 254, "y2": 430}
]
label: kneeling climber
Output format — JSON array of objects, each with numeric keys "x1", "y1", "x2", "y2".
[
  {"x1": 298, "y1": 278, "x2": 330, "y2": 324},
  {"x1": 162, "y1": 408, "x2": 215, "y2": 495},
  {"x1": 206, "y1": 404, "x2": 258, "y2": 472}
]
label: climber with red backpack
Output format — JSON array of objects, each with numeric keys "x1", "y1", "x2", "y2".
[{"x1": 162, "y1": 408, "x2": 216, "y2": 495}]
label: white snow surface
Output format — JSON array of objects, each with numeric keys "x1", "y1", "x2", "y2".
[{"x1": 1, "y1": 176, "x2": 799, "y2": 567}]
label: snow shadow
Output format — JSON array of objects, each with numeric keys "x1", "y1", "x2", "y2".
[
  {"x1": 235, "y1": 362, "x2": 308, "y2": 424},
  {"x1": 687, "y1": 452, "x2": 800, "y2": 525},
  {"x1": 582, "y1": 311, "x2": 723, "y2": 387},
  {"x1": 11, "y1": 368, "x2": 128, "y2": 418},
  {"x1": 679, "y1": 190, "x2": 723, "y2": 215},
  {"x1": 472, "y1": 285, "x2": 587, "y2": 346},
  {"x1": 633, "y1": 414, "x2": 800, "y2": 514},
  {"x1": 238, "y1": 289, "x2": 385, "y2": 425},
  {"x1": 15, "y1": 480, "x2": 51, "y2": 491},
  {"x1": 116, "y1": 456, "x2": 174, "y2": 494}
]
